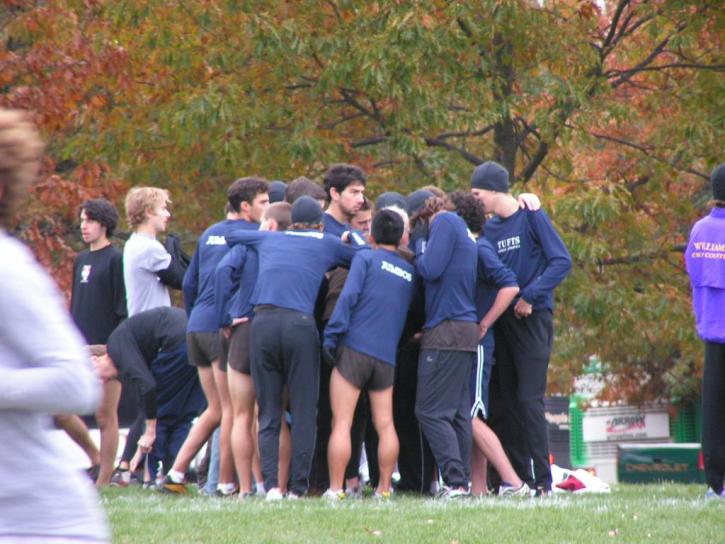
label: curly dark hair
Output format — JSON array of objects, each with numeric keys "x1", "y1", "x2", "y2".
[
  {"x1": 80, "y1": 198, "x2": 120, "y2": 237},
  {"x1": 409, "y1": 196, "x2": 455, "y2": 229},
  {"x1": 448, "y1": 191, "x2": 485, "y2": 234},
  {"x1": 228, "y1": 176, "x2": 269, "y2": 213},
  {"x1": 323, "y1": 163, "x2": 367, "y2": 199}
]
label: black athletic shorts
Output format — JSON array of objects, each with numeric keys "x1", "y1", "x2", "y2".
[
  {"x1": 186, "y1": 331, "x2": 220, "y2": 368},
  {"x1": 226, "y1": 320, "x2": 252, "y2": 375},
  {"x1": 336, "y1": 345, "x2": 394, "y2": 391},
  {"x1": 218, "y1": 330, "x2": 229, "y2": 372}
]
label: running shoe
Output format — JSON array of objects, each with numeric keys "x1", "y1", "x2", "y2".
[
  {"x1": 435, "y1": 486, "x2": 470, "y2": 500},
  {"x1": 373, "y1": 490, "x2": 393, "y2": 501},
  {"x1": 498, "y1": 482, "x2": 531, "y2": 498},
  {"x1": 322, "y1": 488, "x2": 346, "y2": 502},
  {"x1": 265, "y1": 487, "x2": 284, "y2": 501},
  {"x1": 109, "y1": 468, "x2": 131, "y2": 488},
  {"x1": 157, "y1": 474, "x2": 189, "y2": 495}
]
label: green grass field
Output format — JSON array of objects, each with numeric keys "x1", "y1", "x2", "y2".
[{"x1": 103, "y1": 484, "x2": 723, "y2": 543}]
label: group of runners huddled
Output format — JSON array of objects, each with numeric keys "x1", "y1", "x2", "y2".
[
  {"x1": 65, "y1": 158, "x2": 574, "y2": 503},
  {"x1": 3, "y1": 107, "x2": 724, "y2": 544}
]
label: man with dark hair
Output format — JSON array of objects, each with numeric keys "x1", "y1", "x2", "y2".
[
  {"x1": 411, "y1": 196, "x2": 479, "y2": 499},
  {"x1": 285, "y1": 176, "x2": 327, "y2": 208},
  {"x1": 685, "y1": 163, "x2": 725, "y2": 499},
  {"x1": 226, "y1": 196, "x2": 367, "y2": 499},
  {"x1": 92, "y1": 307, "x2": 205, "y2": 488},
  {"x1": 322, "y1": 163, "x2": 367, "y2": 237},
  {"x1": 471, "y1": 160, "x2": 571, "y2": 496},
  {"x1": 160, "y1": 177, "x2": 269, "y2": 496},
  {"x1": 323, "y1": 210, "x2": 416, "y2": 500},
  {"x1": 62, "y1": 198, "x2": 127, "y2": 486}
]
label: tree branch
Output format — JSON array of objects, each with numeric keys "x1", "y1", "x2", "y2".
[
  {"x1": 586, "y1": 130, "x2": 709, "y2": 180},
  {"x1": 423, "y1": 136, "x2": 484, "y2": 165}
]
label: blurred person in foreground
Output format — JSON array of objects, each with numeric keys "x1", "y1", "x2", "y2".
[{"x1": 0, "y1": 108, "x2": 109, "y2": 542}]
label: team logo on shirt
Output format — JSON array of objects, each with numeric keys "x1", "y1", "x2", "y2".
[
  {"x1": 80, "y1": 264, "x2": 92, "y2": 283},
  {"x1": 285, "y1": 231, "x2": 324, "y2": 240},
  {"x1": 206, "y1": 235, "x2": 227, "y2": 246},
  {"x1": 381, "y1": 260, "x2": 412, "y2": 282},
  {"x1": 497, "y1": 236, "x2": 521, "y2": 254}
]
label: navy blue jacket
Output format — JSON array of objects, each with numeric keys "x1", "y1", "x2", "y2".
[
  {"x1": 183, "y1": 219, "x2": 258, "y2": 332},
  {"x1": 213, "y1": 244, "x2": 259, "y2": 328},
  {"x1": 483, "y1": 208, "x2": 571, "y2": 311},
  {"x1": 475, "y1": 236, "x2": 518, "y2": 350},
  {"x1": 324, "y1": 249, "x2": 416, "y2": 366},
  {"x1": 415, "y1": 212, "x2": 478, "y2": 329},
  {"x1": 226, "y1": 229, "x2": 366, "y2": 315}
]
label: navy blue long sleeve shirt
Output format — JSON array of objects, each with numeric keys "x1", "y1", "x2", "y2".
[
  {"x1": 213, "y1": 244, "x2": 259, "y2": 328},
  {"x1": 183, "y1": 219, "x2": 258, "y2": 333},
  {"x1": 226, "y1": 229, "x2": 366, "y2": 316},
  {"x1": 415, "y1": 212, "x2": 478, "y2": 329},
  {"x1": 483, "y1": 208, "x2": 571, "y2": 311},
  {"x1": 324, "y1": 249, "x2": 416, "y2": 366},
  {"x1": 475, "y1": 236, "x2": 519, "y2": 350}
]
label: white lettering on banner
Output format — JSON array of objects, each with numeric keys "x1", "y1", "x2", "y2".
[
  {"x1": 285, "y1": 231, "x2": 324, "y2": 240},
  {"x1": 381, "y1": 260, "x2": 413, "y2": 282},
  {"x1": 497, "y1": 236, "x2": 521, "y2": 254},
  {"x1": 206, "y1": 235, "x2": 227, "y2": 246}
]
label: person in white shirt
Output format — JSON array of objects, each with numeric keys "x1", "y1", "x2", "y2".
[
  {"x1": 0, "y1": 108, "x2": 109, "y2": 543},
  {"x1": 123, "y1": 186, "x2": 173, "y2": 316}
]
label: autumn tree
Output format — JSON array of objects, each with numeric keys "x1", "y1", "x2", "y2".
[{"x1": 2, "y1": 0, "x2": 723, "y2": 402}]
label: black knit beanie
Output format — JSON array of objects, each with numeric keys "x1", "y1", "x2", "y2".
[
  {"x1": 268, "y1": 180, "x2": 287, "y2": 203},
  {"x1": 470, "y1": 161, "x2": 510, "y2": 193},
  {"x1": 291, "y1": 195, "x2": 323, "y2": 224},
  {"x1": 406, "y1": 189, "x2": 434, "y2": 216},
  {"x1": 711, "y1": 164, "x2": 725, "y2": 201},
  {"x1": 375, "y1": 191, "x2": 408, "y2": 213}
]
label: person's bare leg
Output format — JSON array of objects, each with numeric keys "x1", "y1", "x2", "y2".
[
  {"x1": 368, "y1": 386, "x2": 398, "y2": 494},
  {"x1": 170, "y1": 366, "x2": 220, "y2": 474},
  {"x1": 212, "y1": 360, "x2": 235, "y2": 487},
  {"x1": 228, "y1": 367, "x2": 256, "y2": 494},
  {"x1": 472, "y1": 418, "x2": 522, "y2": 487},
  {"x1": 327, "y1": 369, "x2": 361, "y2": 491},
  {"x1": 470, "y1": 444, "x2": 488, "y2": 496},
  {"x1": 55, "y1": 414, "x2": 100, "y2": 467},
  {"x1": 95, "y1": 379, "x2": 121, "y2": 485}
]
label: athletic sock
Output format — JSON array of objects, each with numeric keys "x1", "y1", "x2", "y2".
[
  {"x1": 255, "y1": 482, "x2": 266, "y2": 495},
  {"x1": 167, "y1": 469, "x2": 185, "y2": 483}
]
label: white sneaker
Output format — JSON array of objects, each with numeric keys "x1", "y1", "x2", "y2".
[
  {"x1": 498, "y1": 482, "x2": 531, "y2": 498},
  {"x1": 285, "y1": 491, "x2": 300, "y2": 500},
  {"x1": 436, "y1": 486, "x2": 470, "y2": 500},
  {"x1": 322, "y1": 488, "x2": 346, "y2": 502},
  {"x1": 265, "y1": 487, "x2": 284, "y2": 501}
]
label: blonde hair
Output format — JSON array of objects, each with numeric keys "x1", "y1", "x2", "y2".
[
  {"x1": 124, "y1": 186, "x2": 170, "y2": 229},
  {"x1": 0, "y1": 110, "x2": 44, "y2": 227}
]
